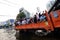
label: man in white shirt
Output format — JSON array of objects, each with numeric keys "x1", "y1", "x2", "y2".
[
  {"x1": 26, "y1": 18, "x2": 30, "y2": 24},
  {"x1": 17, "y1": 21, "x2": 20, "y2": 25},
  {"x1": 36, "y1": 13, "x2": 39, "y2": 21},
  {"x1": 22, "y1": 19, "x2": 26, "y2": 25}
]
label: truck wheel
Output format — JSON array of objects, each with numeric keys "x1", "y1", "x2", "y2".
[{"x1": 35, "y1": 30, "x2": 49, "y2": 36}]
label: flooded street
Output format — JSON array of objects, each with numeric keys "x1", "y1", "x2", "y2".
[
  {"x1": 0, "y1": 0, "x2": 60, "y2": 40},
  {"x1": 0, "y1": 28, "x2": 16, "y2": 40},
  {"x1": 0, "y1": 28, "x2": 60, "y2": 40}
]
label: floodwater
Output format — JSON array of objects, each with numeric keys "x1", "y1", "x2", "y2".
[
  {"x1": 0, "y1": 28, "x2": 16, "y2": 40},
  {"x1": 0, "y1": 27, "x2": 60, "y2": 40}
]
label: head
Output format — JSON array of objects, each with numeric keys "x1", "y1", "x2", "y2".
[
  {"x1": 34, "y1": 15, "x2": 36, "y2": 17},
  {"x1": 36, "y1": 13, "x2": 38, "y2": 14},
  {"x1": 43, "y1": 11, "x2": 44, "y2": 13},
  {"x1": 39, "y1": 13, "x2": 41, "y2": 15}
]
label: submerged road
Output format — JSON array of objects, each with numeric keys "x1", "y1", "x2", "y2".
[
  {"x1": 0, "y1": 28, "x2": 60, "y2": 40},
  {"x1": 0, "y1": 28, "x2": 16, "y2": 40}
]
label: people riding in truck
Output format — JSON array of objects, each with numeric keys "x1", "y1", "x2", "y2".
[{"x1": 39, "y1": 11, "x2": 46, "y2": 22}]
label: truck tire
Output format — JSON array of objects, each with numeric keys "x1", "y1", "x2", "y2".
[{"x1": 35, "y1": 30, "x2": 49, "y2": 36}]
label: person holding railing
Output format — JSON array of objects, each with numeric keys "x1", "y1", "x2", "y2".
[
  {"x1": 29, "y1": 18, "x2": 34, "y2": 24},
  {"x1": 15, "y1": 20, "x2": 20, "y2": 26},
  {"x1": 22, "y1": 18, "x2": 26, "y2": 25},
  {"x1": 39, "y1": 11, "x2": 46, "y2": 22}
]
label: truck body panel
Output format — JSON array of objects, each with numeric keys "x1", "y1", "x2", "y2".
[
  {"x1": 15, "y1": 11, "x2": 54, "y2": 31},
  {"x1": 50, "y1": 10, "x2": 60, "y2": 28}
]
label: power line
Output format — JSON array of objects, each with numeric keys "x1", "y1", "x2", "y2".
[
  {"x1": 0, "y1": 15, "x2": 16, "y2": 17},
  {"x1": 0, "y1": 0, "x2": 18, "y2": 7},
  {"x1": 3, "y1": 0, "x2": 18, "y2": 5},
  {"x1": 0, "y1": 2, "x2": 14, "y2": 7}
]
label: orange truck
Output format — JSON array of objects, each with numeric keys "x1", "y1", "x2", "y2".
[{"x1": 15, "y1": 0, "x2": 60, "y2": 36}]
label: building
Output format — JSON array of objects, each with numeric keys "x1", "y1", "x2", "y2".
[
  {"x1": 0, "y1": 21, "x2": 7, "y2": 26},
  {"x1": 6, "y1": 19, "x2": 15, "y2": 25},
  {"x1": 0, "y1": 19, "x2": 15, "y2": 25}
]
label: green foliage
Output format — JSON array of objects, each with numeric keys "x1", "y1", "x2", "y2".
[{"x1": 16, "y1": 12, "x2": 26, "y2": 20}]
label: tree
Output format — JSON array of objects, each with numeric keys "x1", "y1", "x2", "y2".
[{"x1": 16, "y1": 12, "x2": 26, "y2": 20}]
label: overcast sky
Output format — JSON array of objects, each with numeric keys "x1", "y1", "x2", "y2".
[{"x1": 0, "y1": 0, "x2": 50, "y2": 22}]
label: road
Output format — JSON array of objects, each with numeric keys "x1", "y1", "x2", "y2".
[
  {"x1": 0, "y1": 28, "x2": 60, "y2": 40},
  {"x1": 0, "y1": 28, "x2": 16, "y2": 40}
]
